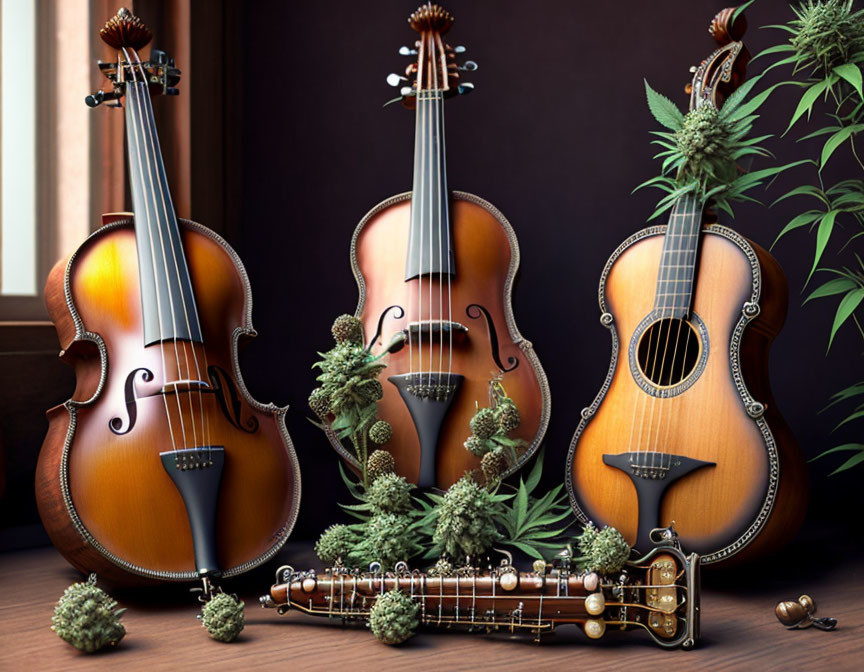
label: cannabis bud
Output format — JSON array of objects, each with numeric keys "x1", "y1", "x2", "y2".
[
  {"x1": 575, "y1": 524, "x2": 631, "y2": 574},
  {"x1": 676, "y1": 105, "x2": 732, "y2": 179},
  {"x1": 199, "y1": 592, "x2": 245, "y2": 643},
  {"x1": 367, "y1": 472, "x2": 413, "y2": 515},
  {"x1": 351, "y1": 513, "x2": 419, "y2": 570},
  {"x1": 331, "y1": 314, "x2": 364, "y2": 345},
  {"x1": 368, "y1": 419, "x2": 393, "y2": 445},
  {"x1": 433, "y1": 475, "x2": 500, "y2": 558},
  {"x1": 308, "y1": 387, "x2": 332, "y2": 418},
  {"x1": 315, "y1": 523, "x2": 357, "y2": 566},
  {"x1": 367, "y1": 449, "x2": 396, "y2": 482},
  {"x1": 358, "y1": 378, "x2": 384, "y2": 404},
  {"x1": 464, "y1": 434, "x2": 489, "y2": 457},
  {"x1": 368, "y1": 589, "x2": 419, "y2": 645},
  {"x1": 790, "y1": 0, "x2": 864, "y2": 71},
  {"x1": 470, "y1": 407, "x2": 498, "y2": 440},
  {"x1": 495, "y1": 398, "x2": 521, "y2": 432},
  {"x1": 51, "y1": 577, "x2": 126, "y2": 653},
  {"x1": 427, "y1": 557, "x2": 455, "y2": 577},
  {"x1": 481, "y1": 449, "x2": 508, "y2": 484}
]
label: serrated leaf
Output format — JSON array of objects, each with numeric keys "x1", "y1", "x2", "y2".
[
  {"x1": 807, "y1": 211, "x2": 839, "y2": 285},
  {"x1": 751, "y1": 43, "x2": 796, "y2": 62},
  {"x1": 771, "y1": 184, "x2": 828, "y2": 208},
  {"x1": 834, "y1": 63, "x2": 864, "y2": 100},
  {"x1": 827, "y1": 287, "x2": 864, "y2": 351},
  {"x1": 644, "y1": 79, "x2": 684, "y2": 131},
  {"x1": 724, "y1": 81, "x2": 789, "y2": 123},
  {"x1": 524, "y1": 451, "x2": 544, "y2": 494}
]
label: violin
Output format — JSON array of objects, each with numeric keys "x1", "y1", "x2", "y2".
[
  {"x1": 35, "y1": 9, "x2": 300, "y2": 584},
  {"x1": 261, "y1": 543, "x2": 700, "y2": 649},
  {"x1": 566, "y1": 8, "x2": 807, "y2": 564},
  {"x1": 328, "y1": 3, "x2": 550, "y2": 489}
]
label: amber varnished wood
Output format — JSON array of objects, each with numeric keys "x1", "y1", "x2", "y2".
[
  {"x1": 351, "y1": 194, "x2": 546, "y2": 488},
  {"x1": 569, "y1": 226, "x2": 806, "y2": 564},
  {"x1": 36, "y1": 220, "x2": 300, "y2": 585}
]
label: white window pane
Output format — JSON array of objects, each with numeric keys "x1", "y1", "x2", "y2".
[{"x1": 1, "y1": 0, "x2": 37, "y2": 296}]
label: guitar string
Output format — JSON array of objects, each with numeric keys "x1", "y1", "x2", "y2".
[
  {"x1": 436, "y1": 33, "x2": 454, "y2": 390},
  {"x1": 644, "y1": 194, "x2": 698, "y2": 471},
  {"x1": 133, "y1": 55, "x2": 212, "y2": 458},
  {"x1": 427, "y1": 35, "x2": 435, "y2": 387},
  {"x1": 121, "y1": 50, "x2": 184, "y2": 454},
  {"x1": 655, "y1": 194, "x2": 701, "y2": 467},
  {"x1": 630, "y1": 197, "x2": 680, "y2": 462}
]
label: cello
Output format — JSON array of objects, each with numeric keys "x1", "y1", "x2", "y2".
[
  {"x1": 36, "y1": 8, "x2": 300, "y2": 584},
  {"x1": 566, "y1": 8, "x2": 807, "y2": 564},
  {"x1": 328, "y1": 3, "x2": 550, "y2": 489}
]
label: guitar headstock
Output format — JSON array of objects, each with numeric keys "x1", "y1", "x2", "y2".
[
  {"x1": 85, "y1": 8, "x2": 181, "y2": 108},
  {"x1": 686, "y1": 6, "x2": 750, "y2": 112},
  {"x1": 387, "y1": 3, "x2": 477, "y2": 109}
]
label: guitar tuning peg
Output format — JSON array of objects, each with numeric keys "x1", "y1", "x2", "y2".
[
  {"x1": 457, "y1": 82, "x2": 474, "y2": 96},
  {"x1": 399, "y1": 46, "x2": 418, "y2": 56},
  {"x1": 387, "y1": 73, "x2": 408, "y2": 87},
  {"x1": 458, "y1": 60, "x2": 478, "y2": 72}
]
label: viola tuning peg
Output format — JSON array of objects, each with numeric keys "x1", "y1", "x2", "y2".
[
  {"x1": 457, "y1": 82, "x2": 474, "y2": 96},
  {"x1": 387, "y1": 73, "x2": 408, "y2": 87},
  {"x1": 399, "y1": 46, "x2": 418, "y2": 56},
  {"x1": 458, "y1": 60, "x2": 478, "y2": 72}
]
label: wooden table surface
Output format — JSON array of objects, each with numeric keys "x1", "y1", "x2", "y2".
[{"x1": 0, "y1": 542, "x2": 861, "y2": 671}]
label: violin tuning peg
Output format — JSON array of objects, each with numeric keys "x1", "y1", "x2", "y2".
[
  {"x1": 453, "y1": 45, "x2": 466, "y2": 54},
  {"x1": 387, "y1": 73, "x2": 408, "y2": 87},
  {"x1": 151, "y1": 49, "x2": 168, "y2": 65},
  {"x1": 400, "y1": 86, "x2": 415, "y2": 97},
  {"x1": 399, "y1": 45, "x2": 418, "y2": 56},
  {"x1": 458, "y1": 60, "x2": 478, "y2": 72},
  {"x1": 457, "y1": 82, "x2": 474, "y2": 96}
]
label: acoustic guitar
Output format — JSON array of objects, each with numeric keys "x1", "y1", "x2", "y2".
[
  {"x1": 36, "y1": 9, "x2": 301, "y2": 585},
  {"x1": 566, "y1": 8, "x2": 807, "y2": 564},
  {"x1": 327, "y1": 3, "x2": 550, "y2": 489}
]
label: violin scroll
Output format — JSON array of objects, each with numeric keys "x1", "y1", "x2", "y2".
[
  {"x1": 686, "y1": 5, "x2": 750, "y2": 112},
  {"x1": 709, "y1": 7, "x2": 747, "y2": 46}
]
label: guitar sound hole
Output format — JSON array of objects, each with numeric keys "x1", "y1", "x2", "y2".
[{"x1": 637, "y1": 318, "x2": 701, "y2": 387}]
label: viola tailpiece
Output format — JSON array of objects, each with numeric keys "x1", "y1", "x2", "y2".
[
  {"x1": 261, "y1": 544, "x2": 700, "y2": 649},
  {"x1": 36, "y1": 8, "x2": 300, "y2": 585},
  {"x1": 330, "y1": 2, "x2": 550, "y2": 489},
  {"x1": 566, "y1": 5, "x2": 807, "y2": 564}
]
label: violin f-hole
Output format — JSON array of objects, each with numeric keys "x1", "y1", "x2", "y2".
[
  {"x1": 109, "y1": 367, "x2": 154, "y2": 435},
  {"x1": 466, "y1": 303, "x2": 518, "y2": 372}
]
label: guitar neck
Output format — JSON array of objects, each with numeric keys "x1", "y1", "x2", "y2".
[{"x1": 262, "y1": 548, "x2": 701, "y2": 648}]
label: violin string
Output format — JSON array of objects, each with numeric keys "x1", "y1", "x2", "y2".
[
  {"x1": 440, "y1": 41, "x2": 453, "y2": 389},
  {"x1": 428, "y1": 32, "x2": 439, "y2": 387},
  {"x1": 133, "y1": 54, "x2": 210, "y2": 457},
  {"x1": 416, "y1": 34, "x2": 426, "y2": 389},
  {"x1": 644, "y1": 194, "x2": 694, "y2": 470},
  {"x1": 121, "y1": 48, "x2": 183, "y2": 453},
  {"x1": 433, "y1": 42, "x2": 444, "y2": 384}
]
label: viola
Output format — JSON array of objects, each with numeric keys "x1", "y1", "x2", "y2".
[
  {"x1": 261, "y1": 543, "x2": 700, "y2": 649},
  {"x1": 566, "y1": 8, "x2": 807, "y2": 564},
  {"x1": 35, "y1": 8, "x2": 300, "y2": 584},
  {"x1": 328, "y1": 3, "x2": 550, "y2": 488}
]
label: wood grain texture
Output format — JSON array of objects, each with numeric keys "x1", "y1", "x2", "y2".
[
  {"x1": 0, "y1": 544, "x2": 860, "y2": 671},
  {"x1": 36, "y1": 220, "x2": 300, "y2": 584},
  {"x1": 352, "y1": 194, "x2": 547, "y2": 488},
  {"x1": 570, "y1": 227, "x2": 807, "y2": 562}
]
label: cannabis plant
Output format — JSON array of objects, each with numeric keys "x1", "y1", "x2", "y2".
[
  {"x1": 310, "y1": 314, "x2": 399, "y2": 486},
  {"x1": 757, "y1": 0, "x2": 864, "y2": 473},
  {"x1": 640, "y1": 68, "x2": 802, "y2": 218}
]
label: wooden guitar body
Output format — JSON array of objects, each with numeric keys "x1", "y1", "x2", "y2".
[
  {"x1": 37, "y1": 218, "x2": 301, "y2": 584},
  {"x1": 330, "y1": 191, "x2": 549, "y2": 488},
  {"x1": 567, "y1": 223, "x2": 807, "y2": 564}
]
